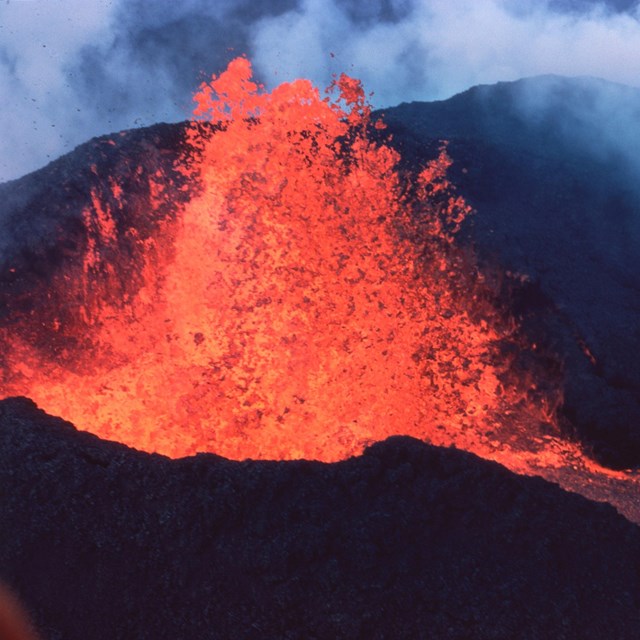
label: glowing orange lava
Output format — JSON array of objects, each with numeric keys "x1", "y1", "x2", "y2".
[{"x1": 0, "y1": 58, "x2": 558, "y2": 462}]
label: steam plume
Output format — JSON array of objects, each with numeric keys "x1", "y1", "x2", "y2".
[{"x1": 1, "y1": 0, "x2": 639, "y2": 181}]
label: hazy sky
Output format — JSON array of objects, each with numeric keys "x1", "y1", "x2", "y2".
[{"x1": 1, "y1": 0, "x2": 640, "y2": 182}]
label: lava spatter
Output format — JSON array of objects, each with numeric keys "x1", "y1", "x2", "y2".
[{"x1": 0, "y1": 57, "x2": 557, "y2": 463}]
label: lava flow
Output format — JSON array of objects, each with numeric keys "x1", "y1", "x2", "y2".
[{"x1": 1, "y1": 58, "x2": 560, "y2": 465}]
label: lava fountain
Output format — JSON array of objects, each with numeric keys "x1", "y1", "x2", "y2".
[{"x1": 0, "y1": 58, "x2": 559, "y2": 463}]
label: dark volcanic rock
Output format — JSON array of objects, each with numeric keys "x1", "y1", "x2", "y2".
[
  {"x1": 382, "y1": 75, "x2": 640, "y2": 468},
  {"x1": 1, "y1": 397, "x2": 639, "y2": 639},
  {"x1": 0, "y1": 122, "x2": 191, "y2": 348}
]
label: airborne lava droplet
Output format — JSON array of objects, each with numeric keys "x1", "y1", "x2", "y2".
[{"x1": 0, "y1": 58, "x2": 557, "y2": 462}]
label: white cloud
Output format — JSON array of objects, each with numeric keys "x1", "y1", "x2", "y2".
[
  {"x1": 0, "y1": 0, "x2": 117, "y2": 181},
  {"x1": 251, "y1": 0, "x2": 640, "y2": 106},
  {"x1": 2, "y1": 0, "x2": 640, "y2": 182}
]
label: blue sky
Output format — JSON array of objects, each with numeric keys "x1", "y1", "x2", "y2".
[{"x1": 1, "y1": 0, "x2": 640, "y2": 181}]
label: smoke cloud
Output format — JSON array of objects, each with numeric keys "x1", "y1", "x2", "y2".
[{"x1": 1, "y1": 0, "x2": 640, "y2": 181}]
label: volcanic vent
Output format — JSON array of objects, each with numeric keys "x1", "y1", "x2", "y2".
[{"x1": 0, "y1": 58, "x2": 559, "y2": 464}]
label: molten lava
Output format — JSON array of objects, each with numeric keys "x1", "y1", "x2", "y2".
[{"x1": 0, "y1": 58, "x2": 559, "y2": 463}]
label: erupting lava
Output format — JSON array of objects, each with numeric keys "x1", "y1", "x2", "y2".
[{"x1": 0, "y1": 58, "x2": 559, "y2": 463}]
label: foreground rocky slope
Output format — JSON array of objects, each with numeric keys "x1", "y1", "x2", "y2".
[{"x1": 1, "y1": 397, "x2": 639, "y2": 639}]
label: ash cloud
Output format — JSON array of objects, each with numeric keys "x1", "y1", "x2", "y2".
[{"x1": 1, "y1": 0, "x2": 640, "y2": 182}]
